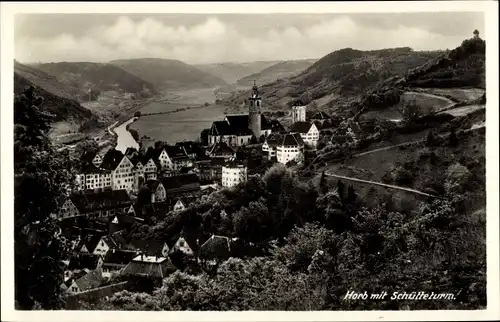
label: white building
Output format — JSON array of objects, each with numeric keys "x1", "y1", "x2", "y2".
[
  {"x1": 100, "y1": 149, "x2": 135, "y2": 192},
  {"x1": 292, "y1": 100, "x2": 307, "y2": 123},
  {"x1": 276, "y1": 133, "x2": 305, "y2": 165},
  {"x1": 290, "y1": 121, "x2": 320, "y2": 148},
  {"x1": 222, "y1": 164, "x2": 248, "y2": 188}
]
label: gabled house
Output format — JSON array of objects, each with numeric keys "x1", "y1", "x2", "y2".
[
  {"x1": 154, "y1": 146, "x2": 192, "y2": 171},
  {"x1": 120, "y1": 254, "x2": 176, "y2": 280},
  {"x1": 199, "y1": 235, "x2": 234, "y2": 265},
  {"x1": 93, "y1": 231, "x2": 128, "y2": 257},
  {"x1": 81, "y1": 150, "x2": 103, "y2": 168},
  {"x1": 290, "y1": 121, "x2": 320, "y2": 148},
  {"x1": 276, "y1": 133, "x2": 305, "y2": 165},
  {"x1": 207, "y1": 142, "x2": 236, "y2": 160},
  {"x1": 126, "y1": 239, "x2": 170, "y2": 258},
  {"x1": 262, "y1": 133, "x2": 284, "y2": 159},
  {"x1": 160, "y1": 174, "x2": 201, "y2": 199},
  {"x1": 173, "y1": 199, "x2": 186, "y2": 212},
  {"x1": 144, "y1": 179, "x2": 167, "y2": 203},
  {"x1": 74, "y1": 234, "x2": 102, "y2": 254},
  {"x1": 175, "y1": 141, "x2": 204, "y2": 160},
  {"x1": 222, "y1": 163, "x2": 247, "y2": 188},
  {"x1": 169, "y1": 231, "x2": 200, "y2": 257},
  {"x1": 102, "y1": 249, "x2": 137, "y2": 279},
  {"x1": 65, "y1": 267, "x2": 103, "y2": 295},
  {"x1": 100, "y1": 149, "x2": 135, "y2": 192},
  {"x1": 62, "y1": 189, "x2": 132, "y2": 220},
  {"x1": 310, "y1": 111, "x2": 332, "y2": 126},
  {"x1": 108, "y1": 214, "x2": 145, "y2": 235},
  {"x1": 65, "y1": 253, "x2": 103, "y2": 282},
  {"x1": 78, "y1": 163, "x2": 112, "y2": 191}
]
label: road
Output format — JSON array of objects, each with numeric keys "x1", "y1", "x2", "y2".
[{"x1": 322, "y1": 171, "x2": 437, "y2": 198}]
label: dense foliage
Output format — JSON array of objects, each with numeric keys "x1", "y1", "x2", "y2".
[{"x1": 14, "y1": 86, "x2": 75, "y2": 309}]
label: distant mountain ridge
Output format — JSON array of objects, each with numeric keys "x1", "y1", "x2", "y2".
[
  {"x1": 110, "y1": 58, "x2": 228, "y2": 90},
  {"x1": 194, "y1": 60, "x2": 281, "y2": 84},
  {"x1": 32, "y1": 62, "x2": 156, "y2": 96},
  {"x1": 225, "y1": 47, "x2": 442, "y2": 110},
  {"x1": 237, "y1": 59, "x2": 318, "y2": 86}
]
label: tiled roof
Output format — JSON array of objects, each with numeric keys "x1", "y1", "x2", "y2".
[
  {"x1": 290, "y1": 121, "x2": 313, "y2": 134},
  {"x1": 100, "y1": 149, "x2": 125, "y2": 170},
  {"x1": 161, "y1": 174, "x2": 200, "y2": 193},
  {"x1": 70, "y1": 190, "x2": 131, "y2": 213},
  {"x1": 101, "y1": 230, "x2": 128, "y2": 249},
  {"x1": 74, "y1": 267, "x2": 103, "y2": 291},
  {"x1": 127, "y1": 239, "x2": 168, "y2": 257},
  {"x1": 75, "y1": 234, "x2": 102, "y2": 253},
  {"x1": 207, "y1": 141, "x2": 236, "y2": 156},
  {"x1": 81, "y1": 151, "x2": 98, "y2": 164},
  {"x1": 210, "y1": 114, "x2": 273, "y2": 137},
  {"x1": 80, "y1": 163, "x2": 110, "y2": 175},
  {"x1": 280, "y1": 133, "x2": 305, "y2": 147},
  {"x1": 144, "y1": 179, "x2": 161, "y2": 191},
  {"x1": 67, "y1": 253, "x2": 101, "y2": 271},
  {"x1": 164, "y1": 145, "x2": 189, "y2": 160},
  {"x1": 120, "y1": 256, "x2": 176, "y2": 279},
  {"x1": 103, "y1": 249, "x2": 137, "y2": 266},
  {"x1": 199, "y1": 235, "x2": 233, "y2": 260},
  {"x1": 270, "y1": 119, "x2": 286, "y2": 133}
]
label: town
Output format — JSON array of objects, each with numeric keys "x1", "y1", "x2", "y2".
[{"x1": 52, "y1": 81, "x2": 348, "y2": 303}]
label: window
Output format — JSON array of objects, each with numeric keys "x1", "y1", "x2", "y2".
[{"x1": 72, "y1": 287, "x2": 78, "y2": 292}]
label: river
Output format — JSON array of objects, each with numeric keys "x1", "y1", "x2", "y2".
[{"x1": 113, "y1": 117, "x2": 140, "y2": 153}]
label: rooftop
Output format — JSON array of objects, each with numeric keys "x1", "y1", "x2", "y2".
[{"x1": 132, "y1": 255, "x2": 167, "y2": 264}]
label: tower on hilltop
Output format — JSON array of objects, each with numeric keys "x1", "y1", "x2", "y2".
[
  {"x1": 248, "y1": 80, "x2": 262, "y2": 139},
  {"x1": 473, "y1": 29, "x2": 480, "y2": 39},
  {"x1": 292, "y1": 100, "x2": 307, "y2": 123}
]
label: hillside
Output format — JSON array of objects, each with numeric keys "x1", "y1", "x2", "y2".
[
  {"x1": 194, "y1": 60, "x2": 281, "y2": 84},
  {"x1": 14, "y1": 61, "x2": 87, "y2": 102},
  {"x1": 32, "y1": 62, "x2": 156, "y2": 98},
  {"x1": 110, "y1": 58, "x2": 228, "y2": 90},
  {"x1": 14, "y1": 71, "x2": 97, "y2": 128},
  {"x1": 224, "y1": 47, "x2": 442, "y2": 111},
  {"x1": 237, "y1": 59, "x2": 317, "y2": 87}
]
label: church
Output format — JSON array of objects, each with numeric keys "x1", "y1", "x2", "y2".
[{"x1": 207, "y1": 82, "x2": 284, "y2": 147}]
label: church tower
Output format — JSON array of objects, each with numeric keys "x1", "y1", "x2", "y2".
[
  {"x1": 248, "y1": 80, "x2": 262, "y2": 139},
  {"x1": 292, "y1": 100, "x2": 306, "y2": 123}
]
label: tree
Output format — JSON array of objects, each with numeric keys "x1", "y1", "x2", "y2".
[
  {"x1": 75, "y1": 139, "x2": 99, "y2": 156},
  {"x1": 250, "y1": 135, "x2": 258, "y2": 145},
  {"x1": 14, "y1": 86, "x2": 74, "y2": 309},
  {"x1": 154, "y1": 141, "x2": 167, "y2": 150},
  {"x1": 134, "y1": 111, "x2": 142, "y2": 118},
  {"x1": 400, "y1": 94, "x2": 421, "y2": 123}
]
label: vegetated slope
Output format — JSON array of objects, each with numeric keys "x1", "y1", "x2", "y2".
[
  {"x1": 224, "y1": 47, "x2": 442, "y2": 110},
  {"x1": 194, "y1": 60, "x2": 281, "y2": 84},
  {"x1": 14, "y1": 61, "x2": 86, "y2": 102},
  {"x1": 14, "y1": 71, "x2": 97, "y2": 126},
  {"x1": 32, "y1": 62, "x2": 156, "y2": 96},
  {"x1": 110, "y1": 58, "x2": 228, "y2": 90},
  {"x1": 237, "y1": 59, "x2": 318, "y2": 87}
]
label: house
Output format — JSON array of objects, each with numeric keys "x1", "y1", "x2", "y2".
[
  {"x1": 100, "y1": 149, "x2": 135, "y2": 192},
  {"x1": 290, "y1": 121, "x2": 320, "y2": 148},
  {"x1": 195, "y1": 156, "x2": 225, "y2": 183},
  {"x1": 276, "y1": 133, "x2": 305, "y2": 165},
  {"x1": 173, "y1": 199, "x2": 186, "y2": 212},
  {"x1": 310, "y1": 111, "x2": 332, "y2": 126},
  {"x1": 206, "y1": 141, "x2": 236, "y2": 160},
  {"x1": 199, "y1": 235, "x2": 234, "y2": 265},
  {"x1": 169, "y1": 232, "x2": 200, "y2": 257},
  {"x1": 153, "y1": 146, "x2": 192, "y2": 171},
  {"x1": 120, "y1": 254, "x2": 176, "y2": 280},
  {"x1": 93, "y1": 231, "x2": 128, "y2": 257},
  {"x1": 65, "y1": 267, "x2": 104, "y2": 295},
  {"x1": 262, "y1": 133, "x2": 284, "y2": 159},
  {"x1": 222, "y1": 163, "x2": 247, "y2": 188},
  {"x1": 291, "y1": 100, "x2": 307, "y2": 123},
  {"x1": 102, "y1": 249, "x2": 137, "y2": 279},
  {"x1": 74, "y1": 234, "x2": 102, "y2": 254},
  {"x1": 65, "y1": 253, "x2": 103, "y2": 282},
  {"x1": 126, "y1": 239, "x2": 170, "y2": 257},
  {"x1": 60, "y1": 189, "x2": 132, "y2": 220},
  {"x1": 144, "y1": 179, "x2": 167, "y2": 203},
  {"x1": 207, "y1": 83, "x2": 282, "y2": 146},
  {"x1": 108, "y1": 214, "x2": 145, "y2": 235},
  {"x1": 78, "y1": 163, "x2": 112, "y2": 191},
  {"x1": 175, "y1": 141, "x2": 205, "y2": 160},
  {"x1": 160, "y1": 174, "x2": 201, "y2": 199},
  {"x1": 81, "y1": 150, "x2": 104, "y2": 168}
]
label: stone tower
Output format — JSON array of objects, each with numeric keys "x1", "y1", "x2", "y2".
[
  {"x1": 473, "y1": 29, "x2": 480, "y2": 39},
  {"x1": 248, "y1": 80, "x2": 262, "y2": 139},
  {"x1": 292, "y1": 100, "x2": 306, "y2": 123}
]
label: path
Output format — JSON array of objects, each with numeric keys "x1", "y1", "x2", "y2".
[{"x1": 323, "y1": 171, "x2": 437, "y2": 198}]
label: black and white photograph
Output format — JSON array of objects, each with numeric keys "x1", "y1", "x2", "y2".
[{"x1": 1, "y1": 1, "x2": 499, "y2": 321}]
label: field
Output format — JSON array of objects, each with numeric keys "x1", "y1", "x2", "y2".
[
  {"x1": 438, "y1": 104, "x2": 485, "y2": 117},
  {"x1": 412, "y1": 87, "x2": 485, "y2": 102},
  {"x1": 399, "y1": 91, "x2": 453, "y2": 114}
]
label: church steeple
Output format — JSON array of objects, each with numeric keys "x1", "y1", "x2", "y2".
[{"x1": 248, "y1": 80, "x2": 262, "y2": 139}]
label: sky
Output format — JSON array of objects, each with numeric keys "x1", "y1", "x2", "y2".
[{"x1": 15, "y1": 12, "x2": 485, "y2": 65}]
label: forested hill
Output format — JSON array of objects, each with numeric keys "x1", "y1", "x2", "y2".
[
  {"x1": 32, "y1": 61, "x2": 157, "y2": 96},
  {"x1": 110, "y1": 58, "x2": 228, "y2": 90},
  {"x1": 224, "y1": 47, "x2": 442, "y2": 109},
  {"x1": 237, "y1": 59, "x2": 317, "y2": 87}
]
